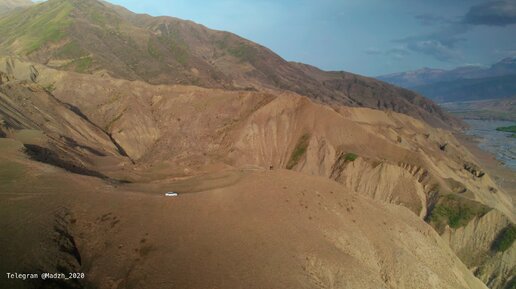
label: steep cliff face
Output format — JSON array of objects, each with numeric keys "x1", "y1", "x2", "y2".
[{"x1": 331, "y1": 159, "x2": 428, "y2": 217}]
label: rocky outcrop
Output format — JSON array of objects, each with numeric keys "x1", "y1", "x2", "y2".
[
  {"x1": 464, "y1": 162, "x2": 486, "y2": 178},
  {"x1": 32, "y1": 208, "x2": 85, "y2": 289}
]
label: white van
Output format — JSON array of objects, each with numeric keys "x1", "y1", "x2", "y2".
[{"x1": 165, "y1": 192, "x2": 179, "y2": 197}]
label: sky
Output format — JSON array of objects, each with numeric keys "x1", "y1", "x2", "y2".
[{"x1": 104, "y1": 0, "x2": 516, "y2": 76}]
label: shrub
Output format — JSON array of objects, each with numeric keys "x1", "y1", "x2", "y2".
[
  {"x1": 429, "y1": 194, "x2": 491, "y2": 232},
  {"x1": 344, "y1": 153, "x2": 358, "y2": 162},
  {"x1": 492, "y1": 225, "x2": 516, "y2": 252},
  {"x1": 286, "y1": 134, "x2": 310, "y2": 170}
]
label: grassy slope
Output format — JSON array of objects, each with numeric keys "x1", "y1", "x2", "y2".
[
  {"x1": 0, "y1": 0, "x2": 73, "y2": 54},
  {"x1": 491, "y1": 224, "x2": 516, "y2": 252},
  {"x1": 0, "y1": 0, "x2": 457, "y2": 129},
  {"x1": 428, "y1": 194, "x2": 491, "y2": 233}
]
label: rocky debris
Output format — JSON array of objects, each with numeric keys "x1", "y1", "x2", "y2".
[
  {"x1": 29, "y1": 208, "x2": 86, "y2": 289},
  {"x1": 464, "y1": 162, "x2": 485, "y2": 178},
  {"x1": 53, "y1": 209, "x2": 82, "y2": 271},
  {"x1": 29, "y1": 65, "x2": 39, "y2": 83}
]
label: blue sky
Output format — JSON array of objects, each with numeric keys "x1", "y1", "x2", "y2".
[{"x1": 107, "y1": 0, "x2": 516, "y2": 76}]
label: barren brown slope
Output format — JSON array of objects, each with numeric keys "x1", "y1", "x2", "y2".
[
  {"x1": 0, "y1": 0, "x2": 459, "y2": 128},
  {"x1": 0, "y1": 75, "x2": 131, "y2": 180},
  {"x1": 0, "y1": 59, "x2": 512, "y2": 289},
  {"x1": 0, "y1": 138, "x2": 489, "y2": 289},
  {"x1": 40, "y1": 67, "x2": 513, "y2": 289},
  {"x1": 5, "y1": 57, "x2": 510, "y2": 221}
]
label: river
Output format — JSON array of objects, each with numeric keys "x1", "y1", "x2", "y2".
[{"x1": 464, "y1": 119, "x2": 516, "y2": 171}]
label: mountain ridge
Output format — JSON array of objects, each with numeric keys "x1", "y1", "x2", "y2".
[
  {"x1": 378, "y1": 58, "x2": 516, "y2": 103},
  {"x1": 378, "y1": 57, "x2": 516, "y2": 88},
  {"x1": 0, "y1": 0, "x2": 460, "y2": 128}
]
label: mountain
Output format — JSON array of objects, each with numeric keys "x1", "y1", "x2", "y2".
[
  {"x1": 0, "y1": 0, "x2": 32, "y2": 14},
  {"x1": 0, "y1": 1, "x2": 514, "y2": 289},
  {"x1": 2, "y1": 56, "x2": 514, "y2": 289},
  {"x1": 415, "y1": 74, "x2": 516, "y2": 103},
  {"x1": 440, "y1": 96, "x2": 516, "y2": 121},
  {"x1": 378, "y1": 57, "x2": 516, "y2": 88},
  {"x1": 0, "y1": 0, "x2": 459, "y2": 128},
  {"x1": 0, "y1": 61, "x2": 506, "y2": 289},
  {"x1": 378, "y1": 58, "x2": 516, "y2": 103}
]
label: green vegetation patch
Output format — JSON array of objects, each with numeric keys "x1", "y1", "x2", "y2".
[
  {"x1": 158, "y1": 33, "x2": 190, "y2": 66},
  {"x1": 73, "y1": 57, "x2": 93, "y2": 73},
  {"x1": 286, "y1": 133, "x2": 310, "y2": 170},
  {"x1": 496, "y1": 125, "x2": 516, "y2": 133},
  {"x1": 491, "y1": 224, "x2": 516, "y2": 252},
  {"x1": 88, "y1": 10, "x2": 107, "y2": 26},
  {"x1": 504, "y1": 276, "x2": 516, "y2": 289},
  {"x1": 214, "y1": 34, "x2": 257, "y2": 62},
  {"x1": 43, "y1": 83, "x2": 56, "y2": 92},
  {"x1": 227, "y1": 43, "x2": 257, "y2": 62},
  {"x1": 147, "y1": 39, "x2": 163, "y2": 60},
  {"x1": 428, "y1": 194, "x2": 491, "y2": 233},
  {"x1": 0, "y1": 0, "x2": 74, "y2": 54},
  {"x1": 63, "y1": 56, "x2": 93, "y2": 73},
  {"x1": 344, "y1": 152, "x2": 358, "y2": 162},
  {"x1": 54, "y1": 41, "x2": 86, "y2": 59}
]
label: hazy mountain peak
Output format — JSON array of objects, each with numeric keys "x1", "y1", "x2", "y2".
[{"x1": 378, "y1": 57, "x2": 516, "y2": 102}]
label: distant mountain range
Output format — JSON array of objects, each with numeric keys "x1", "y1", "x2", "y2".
[
  {"x1": 378, "y1": 57, "x2": 516, "y2": 103},
  {"x1": 440, "y1": 96, "x2": 516, "y2": 121}
]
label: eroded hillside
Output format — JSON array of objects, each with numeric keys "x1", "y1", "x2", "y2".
[
  {"x1": 0, "y1": 0, "x2": 513, "y2": 288},
  {"x1": 0, "y1": 135, "x2": 489, "y2": 289},
  {"x1": 0, "y1": 57, "x2": 514, "y2": 289}
]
